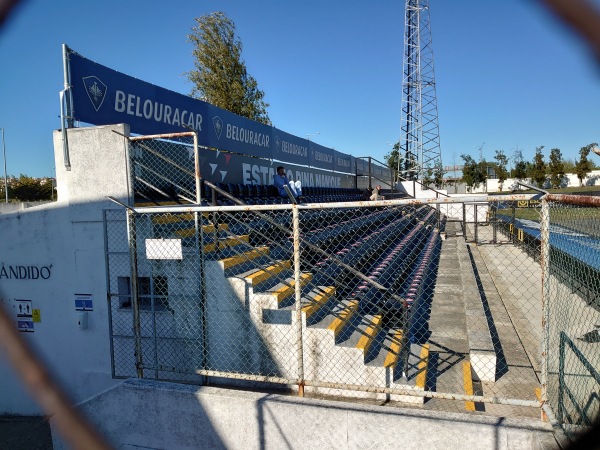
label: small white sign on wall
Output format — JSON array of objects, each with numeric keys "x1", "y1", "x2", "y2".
[{"x1": 145, "y1": 239, "x2": 183, "y2": 260}]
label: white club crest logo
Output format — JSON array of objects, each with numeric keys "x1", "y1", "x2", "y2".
[
  {"x1": 274, "y1": 135, "x2": 281, "y2": 155},
  {"x1": 82, "y1": 76, "x2": 107, "y2": 112},
  {"x1": 213, "y1": 116, "x2": 223, "y2": 139}
]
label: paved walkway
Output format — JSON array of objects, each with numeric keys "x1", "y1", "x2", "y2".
[
  {"x1": 413, "y1": 222, "x2": 543, "y2": 417},
  {"x1": 0, "y1": 415, "x2": 52, "y2": 450}
]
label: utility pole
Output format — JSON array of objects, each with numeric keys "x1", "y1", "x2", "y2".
[{"x1": 1, "y1": 128, "x2": 7, "y2": 203}]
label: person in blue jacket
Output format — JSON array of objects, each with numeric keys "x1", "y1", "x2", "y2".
[{"x1": 274, "y1": 166, "x2": 302, "y2": 199}]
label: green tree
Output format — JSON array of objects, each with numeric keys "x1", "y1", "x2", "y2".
[
  {"x1": 421, "y1": 165, "x2": 433, "y2": 189},
  {"x1": 433, "y1": 160, "x2": 445, "y2": 189},
  {"x1": 493, "y1": 150, "x2": 509, "y2": 191},
  {"x1": 384, "y1": 142, "x2": 404, "y2": 182},
  {"x1": 575, "y1": 142, "x2": 597, "y2": 186},
  {"x1": 530, "y1": 146, "x2": 547, "y2": 188},
  {"x1": 513, "y1": 150, "x2": 528, "y2": 181},
  {"x1": 548, "y1": 148, "x2": 565, "y2": 189},
  {"x1": 187, "y1": 12, "x2": 271, "y2": 125},
  {"x1": 562, "y1": 158, "x2": 576, "y2": 173},
  {"x1": 10, "y1": 175, "x2": 53, "y2": 201},
  {"x1": 461, "y1": 154, "x2": 487, "y2": 192}
]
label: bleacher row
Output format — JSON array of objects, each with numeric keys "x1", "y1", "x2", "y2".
[
  {"x1": 205, "y1": 204, "x2": 440, "y2": 344},
  {"x1": 152, "y1": 204, "x2": 440, "y2": 324},
  {"x1": 207, "y1": 183, "x2": 364, "y2": 205},
  {"x1": 149, "y1": 200, "x2": 442, "y2": 389}
]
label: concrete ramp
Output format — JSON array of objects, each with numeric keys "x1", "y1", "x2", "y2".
[{"x1": 51, "y1": 378, "x2": 556, "y2": 450}]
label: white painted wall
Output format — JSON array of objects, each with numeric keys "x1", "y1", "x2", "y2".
[
  {"x1": 52, "y1": 379, "x2": 556, "y2": 450},
  {"x1": 0, "y1": 124, "x2": 131, "y2": 414},
  {"x1": 0, "y1": 201, "x2": 53, "y2": 214},
  {"x1": 480, "y1": 170, "x2": 600, "y2": 193}
]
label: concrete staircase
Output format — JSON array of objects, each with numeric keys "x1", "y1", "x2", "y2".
[{"x1": 193, "y1": 208, "x2": 438, "y2": 403}]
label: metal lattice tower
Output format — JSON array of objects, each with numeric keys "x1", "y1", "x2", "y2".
[{"x1": 400, "y1": 0, "x2": 442, "y2": 181}]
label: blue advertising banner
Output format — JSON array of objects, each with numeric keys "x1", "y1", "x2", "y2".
[
  {"x1": 272, "y1": 128, "x2": 310, "y2": 167},
  {"x1": 69, "y1": 52, "x2": 208, "y2": 136},
  {"x1": 355, "y1": 158, "x2": 368, "y2": 175},
  {"x1": 68, "y1": 51, "x2": 273, "y2": 159},
  {"x1": 334, "y1": 150, "x2": 353, "y2": 174},
  {"x1": 203, "y1": 104, "x2": 273, "y2": 159},
  {"x1": 67, "y1": 48, "x2": 361, "y2": 176},
  {"x1": 308, "y1": 142, "x2": 334, "y2": 171}
]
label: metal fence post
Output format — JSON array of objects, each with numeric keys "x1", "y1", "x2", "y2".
[
  {"x1": 126, "y1": 210, "x2": 143, "y2": 378},
  {"x1": 195, "y1": 210, "x2": 208, "y2": 384},
  {"x1": 292, "y1": 206, "x2": 305, "y2": 396},
  {"x1": 511, "y1": 201, "x2": 516, "y2": 244},
  {"x1": 193, "y1": 132, "x2": 201, "y2": 205},
  {"x1": 474, "y1": 204, "x2": 479, "y2": 244},
  {"x1": 492, "y1": 202, "x2": 497, "y2": 244},
  {"x1": 462, "y1": 203, "x2": 467, "y2": 239},
  {"x1": 540, "y1": 196, "x2": 550, "y2": 421}
]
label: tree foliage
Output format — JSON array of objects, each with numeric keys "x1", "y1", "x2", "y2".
[
  {"x1": 384, "y1": 142, "x2": 404, "y2": 181},
  {"x1": 530, "y1": 146, "x2": 547, "y2": 188},
  {"x1": 433, "y1": 161, "x2": 445, "y2": 189},
  {"x1": 493, "y1": 150, "x2": 509, "y2": 190},
  {"x1": 187, "y1": 12, "x2": 271, "y2": 125},
  {"x1": 421, "y1": 165, "x2": 433, "y2": 189},
  {"x1": 461, "y1": 154, "x2": 487, "y2": 191},
  {"x1": 513, "y1": 150, "x2": 528, "y2": 181},
  {"x1": 548, "y1": 148, "x2": 565, "y2": 189},
  {"x1": 575, "y1": 143, "x2": 597, "y2": 186},
  {"x1": 9, "y1": 175, "x2": 53, "y2": 201}
]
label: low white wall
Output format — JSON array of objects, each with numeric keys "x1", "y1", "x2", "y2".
[
  {"x1": 0, "y1": 201, "x2": 54, "y2": 214},
  {"x1": 0, "y1": 124, "x2": 131, "y2": 414},
  {"x1": 51, "y1": 379, "x2": 556, "y2": 450},
  {"x1": 481, "y1": 170, "x2": 600, "y2": 193}
]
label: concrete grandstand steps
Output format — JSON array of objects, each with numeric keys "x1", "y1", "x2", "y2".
[
  {"x1": 252, "y1": 273, "x2": 314, "y2": 309},
  {"x1": 217, "y1": 246, "x2": 270, "y2": 275},
  {"x1": 301, "y1": 304, "x2": 429, "y2": 403},
  {"x1": 301, "y1": 286, "x2": 337, "y2": 326},
  {"x1": 173, "y1": 223, "x2": 229, "y2": 237},
  {"x1": 224, "y1": 250, "x2": 316, "y2": 317},
  {"x1": 200, "y1": 207, "x2": 439, "y2": 403}
]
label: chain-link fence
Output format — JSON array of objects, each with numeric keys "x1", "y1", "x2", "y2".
[
  {"x1": 104, "y1": 182, "x2": 599, "y2": 440},
  {"x1": 542, "y1": 194, "x2": 600, "y2": 441},
  {"x1": 104, "y1": 196, "x2": 530, "y2": 405},
  {"x1": 128, "y1": 132, "x2": 200, "y2": 205}
]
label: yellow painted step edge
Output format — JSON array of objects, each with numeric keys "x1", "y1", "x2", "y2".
[
  {"x1": 220, "y1": 246, "x2": 269, "y2": 269},
  {"x1": 302, "y1": 286, "x2": 336, "y2": 319},
  {"x1": 356, "y1": 315, "x2": 383, "y2": 354},
  {"x1": 415, "y1": 344, "x2": 429, "y2": 389},
  {"x1": 246, "y1": 260, "x2": 292, "y2": 285},
  {"x1": 151, "y1": 213, "x2": 195, "y2": 224},
  {"x1": 463, "y1": 362, "x2": 476, "y2": 411},
  {"x1": 327, "y1": 300, "x2": 359, "y2": 337},
  {"x1": 175, "y1": 223, "x2": 228, "y2": 238},
  {"x1": 204, "y1": 235, "x2": 249, "y2": 253},
  {"x1": 383, "y1": 330, "x2": 404, "y2": 368},
  {"x1": 272, "y1": 273, "x2": 313, "y2": 302}
]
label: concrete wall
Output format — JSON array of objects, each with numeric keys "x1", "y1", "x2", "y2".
[
  {"x1": 0, "y1": 201, "x2": 54, "y2": 214},
  {"x1": 0, "y1": 124, "x2": 131, "y2": 414},
  {"x1": 475, "y1": 170, "x2": 600, "y2": 193},
  {"x1": 51, "y1": 379, "x2": 556, "y2": 450}
]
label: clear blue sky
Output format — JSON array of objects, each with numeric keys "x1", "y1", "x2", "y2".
[{"x1": 1, "y1": 0, "x2": 599, "y2": 178}]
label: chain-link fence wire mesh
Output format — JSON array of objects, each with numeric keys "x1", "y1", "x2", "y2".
[
  {"x1": 457, "y1": 199, "x2": 544, "y2": 416},
  {"x1": 106, "y1": 196, "x2": 560, "y2": 413},
  {"x1": 298, "y1": 203, "x2": 441, "y2": 403},
  {"x1": 542, "y1": 196, "x2": 600, "y2": 440},
  {"x1": 129, "y1": 133, "x2": 198, "y2": 204}
]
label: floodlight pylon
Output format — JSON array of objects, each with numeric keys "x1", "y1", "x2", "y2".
[{"x1": 399, "y1": 0, "x2": 442, "y2": 181}]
